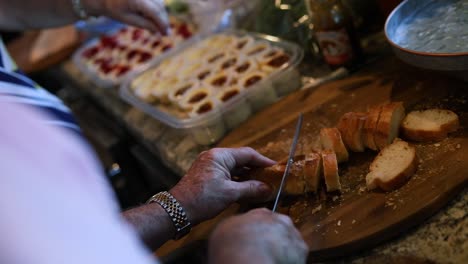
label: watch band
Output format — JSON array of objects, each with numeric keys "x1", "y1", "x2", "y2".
[
  {"x1": 71, "y1": 0, "x2": 89, "y2": 19},
  {"x1": 146, "y1": 191, "x2": 192, "y2": 240}
]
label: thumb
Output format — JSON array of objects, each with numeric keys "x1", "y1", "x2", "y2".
[{"x1": 230, "y1": 180, "x2": 274, "y2": 203}]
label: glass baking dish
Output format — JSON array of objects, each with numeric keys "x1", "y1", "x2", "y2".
[
  {"x1": 72, "y1": 17, "x2": 197, "y2": 88},
  {"x1": 120, "y1": 30, "x2": 304, "y2": 145}
]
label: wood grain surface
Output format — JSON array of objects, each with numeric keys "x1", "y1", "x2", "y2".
[{"x1": 219, "y1": 56, "x2": 468, "y2": 261}]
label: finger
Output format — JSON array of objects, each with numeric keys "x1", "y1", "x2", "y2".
[
  {"x1": 229, "y1": 180, "x2": 273, "y2": 203},
  {"x1": 136, "y1": 0, "x2": 170, "y2": 34},
  {"x1": 223, "y1": 147, "x2": 277, "y2": 171},
  {"x1": 119, "y1": 13, "x2": 158, "y2": 32}
]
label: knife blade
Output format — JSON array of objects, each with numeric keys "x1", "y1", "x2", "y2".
[{"x1": 272, "y1": 113, "x2": 303, "y2": 212}]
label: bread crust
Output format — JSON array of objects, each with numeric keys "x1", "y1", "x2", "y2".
[
  {"x1": 320, "y1": 128, "x2": 349, "y2": 163},
  {"x1": 303, "y1": 153, "x2": 322, "y2": 193},
  {"x1": 321, "y1": 150, "x2": 341, "y2": 192},
  {"x1": 374, "y1": 102, "x2": 405, "y2": 150},
  {"x1": 337, "y1": 112, "x2": 368, "y2": 152},
  {"x1": 363, "y1": 105, "x2": 383, "y2": 151},
  {"x1": 401, "y1": 109, "x2": 460, "y2": 142}
]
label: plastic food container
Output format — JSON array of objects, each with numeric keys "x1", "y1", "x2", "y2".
[
  {"x1": 72, "y1": 17, "x2": 196, "y2": 88},
  {"x1": 120, "y1": 30, "x2": 304, "y2": 145}
]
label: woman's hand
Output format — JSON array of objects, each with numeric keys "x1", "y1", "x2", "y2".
[
  {"x1": 209, "y1": 208, "x2": 309, "y2": 264},
  {"x1": 170, "y1": 147, "x2": 276, "y2": 225},
  {"x1": 84, "y1": 0, "x2": 170, "y2": 34}
]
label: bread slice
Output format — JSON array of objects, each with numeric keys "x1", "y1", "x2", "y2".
[
  {"x1": 303, "y1": 153, "x2": 322, "y2": 193},
  {"x1": 401, "y1": 109, "x2": 460, "y2": 142},
  {"x1": 321, "y1": 150, "x2": 341, "y2": 192},
  {"x1": 366, "y1": 139, "x2": 418, "y2": 191},
  {"x1": 337, "y1": 112, "x2": 368, "y2": 152},
  {"x1": 363, "y1": 105, "x2": 383, "y2": 151},
  {"x1": 320, "y1": 128, "x2": 349, "y2": 163},
  {"x1": 374, "y1": 102, "x2": 406, "y2": 150},
  {"x1": 249, "y1": 161, "x2": 306, "y2": 196}
]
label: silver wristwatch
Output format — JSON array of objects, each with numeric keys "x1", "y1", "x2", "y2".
[{"x1": 146, "y1": 191, "x2": 192, "y2": 240}]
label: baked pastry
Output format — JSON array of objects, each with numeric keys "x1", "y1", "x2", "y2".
[
  {"x1": 401, "y1": 109, "x2": 459, "y2": 142},
  {"x1": 366, "y1": 139, "x2": 418, "y2": 191},
  {"x1": 337, "y1": 112, "x2": 368, "y2": 152},
  {"x1": 320, "y1": 128, "x2": 349, "y2": 163},
  {"x1": 79, "y1": 19, "x2": 194, "y2": 83},
  {"x1": 374, "y1": 102, "x2": 406, "y2": 150}
]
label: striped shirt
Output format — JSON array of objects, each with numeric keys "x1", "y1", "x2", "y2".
[{"x1": 0, "y1": 37, "x2": 81, "y2": 133}]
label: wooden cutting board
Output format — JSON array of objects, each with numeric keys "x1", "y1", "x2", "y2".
[{"x1": 218, "y1": 56, "x2": 468, "y2": 261}]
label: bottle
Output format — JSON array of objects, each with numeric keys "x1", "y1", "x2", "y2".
[{"x1": 305, "y1": 0, "x2": 362, "y2": 69}]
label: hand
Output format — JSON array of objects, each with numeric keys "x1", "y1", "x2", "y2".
[
  {"x1": 83, "y1": 0, "x2": 170, "y2": 34},
  {"x1": 170, "y1": 147, "x2": 276, "y2": 225},
  {"x1": 209, "y1": 208, "x2": 309, "y2": 264}
]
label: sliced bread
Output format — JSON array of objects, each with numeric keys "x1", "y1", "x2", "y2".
[
  {"x1": 321, "y1": 150, "x2": 341, "y2": 192},
  {"x1": 337, "y1": 112, "x2": 368, "y2": 152},
  {"x1": 320, "y1": 128, "x2": 349, "y2": 163},
  {"x1": 366, "y1": 139, "x2": 418, "y2": 191},
  {"x1": 303, "y1": 153, "x2": 322, "y2": 193},
  {"x1": 249, "y1": 161, "x2": 306, "y2": 196},
  {"x1": 363, "y1": 105, "x2": 383, "y2": 151},
  {"x1": 374, "y1": 102, "x2": 406, "y2": 150},
  {"x1": 401, "y1": 109, "x2": 460, "y2": 142}
]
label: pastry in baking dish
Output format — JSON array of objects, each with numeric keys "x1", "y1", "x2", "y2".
[
  {"x1": 130, "y1": 33, "x2": 291, "y2": 119},
  {"x1": 79, "y1": 17, "x2": 195, "y2": 83}
]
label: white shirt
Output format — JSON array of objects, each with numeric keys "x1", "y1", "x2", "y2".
[{"x1": 0, "y1": 101, "x2": 158, "y2": 264}]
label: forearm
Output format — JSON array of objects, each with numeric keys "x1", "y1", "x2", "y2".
[
  {"x1": 0, "y1": 0, "x2": 100, "y2": 30},
  {"x1": 122, "y1": 203, "x2": 176, "y2": 250}
]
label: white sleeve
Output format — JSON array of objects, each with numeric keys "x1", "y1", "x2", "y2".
[{"x1": 0, "y1": 102, "x2": 159, "y2": 264}]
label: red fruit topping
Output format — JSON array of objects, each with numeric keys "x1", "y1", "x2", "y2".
[
  {"x1": 142, "y1": 38, "x2": 150, "y2": 45},
  {"x1": 115, "y1": 65, "x2": 131, "y2": 77},
  {"x1": 99, "y1": 62, "x2": 115, "y2": 74},
  {"x1": 82, "y1": 47, "x2": 100, "y2": 59},
  {"x1": 177, "y1": 24, "x2": 192, "y2": 39},
  {"x1": 100, "y1": 36, "x2": 118, "y2": 49},
  {"x1": 138, "y1": 52, "x2": 153, "y2": 63},
  {"x1": 151, "y1": 40, "x2": 161, "y2": 48},
  {"x1": 132, "y1": 28, "x2": 143, "y2": 41},
  {"x1": 127, "y1": 50, "x2": 139, "y2": 60}
]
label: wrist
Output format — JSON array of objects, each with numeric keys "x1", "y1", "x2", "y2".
[
  {"x1": 169, "y1": 186, "x2": 200, "y2": 226},
  {"x1": 147, "y1": 191, "x2": 192, "y2": 240}
]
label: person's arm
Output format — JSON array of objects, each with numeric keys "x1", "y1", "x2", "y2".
[
  {"x1": 123, "y1": 147, "x2": 276, "y2": 250},
  {"x1": 0, "y1": 0, "x2": 168, "y2": 33}
]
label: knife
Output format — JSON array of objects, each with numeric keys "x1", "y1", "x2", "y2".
[{"x1": 272, "y1": 113, "x2": 303, "y2": 212}]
